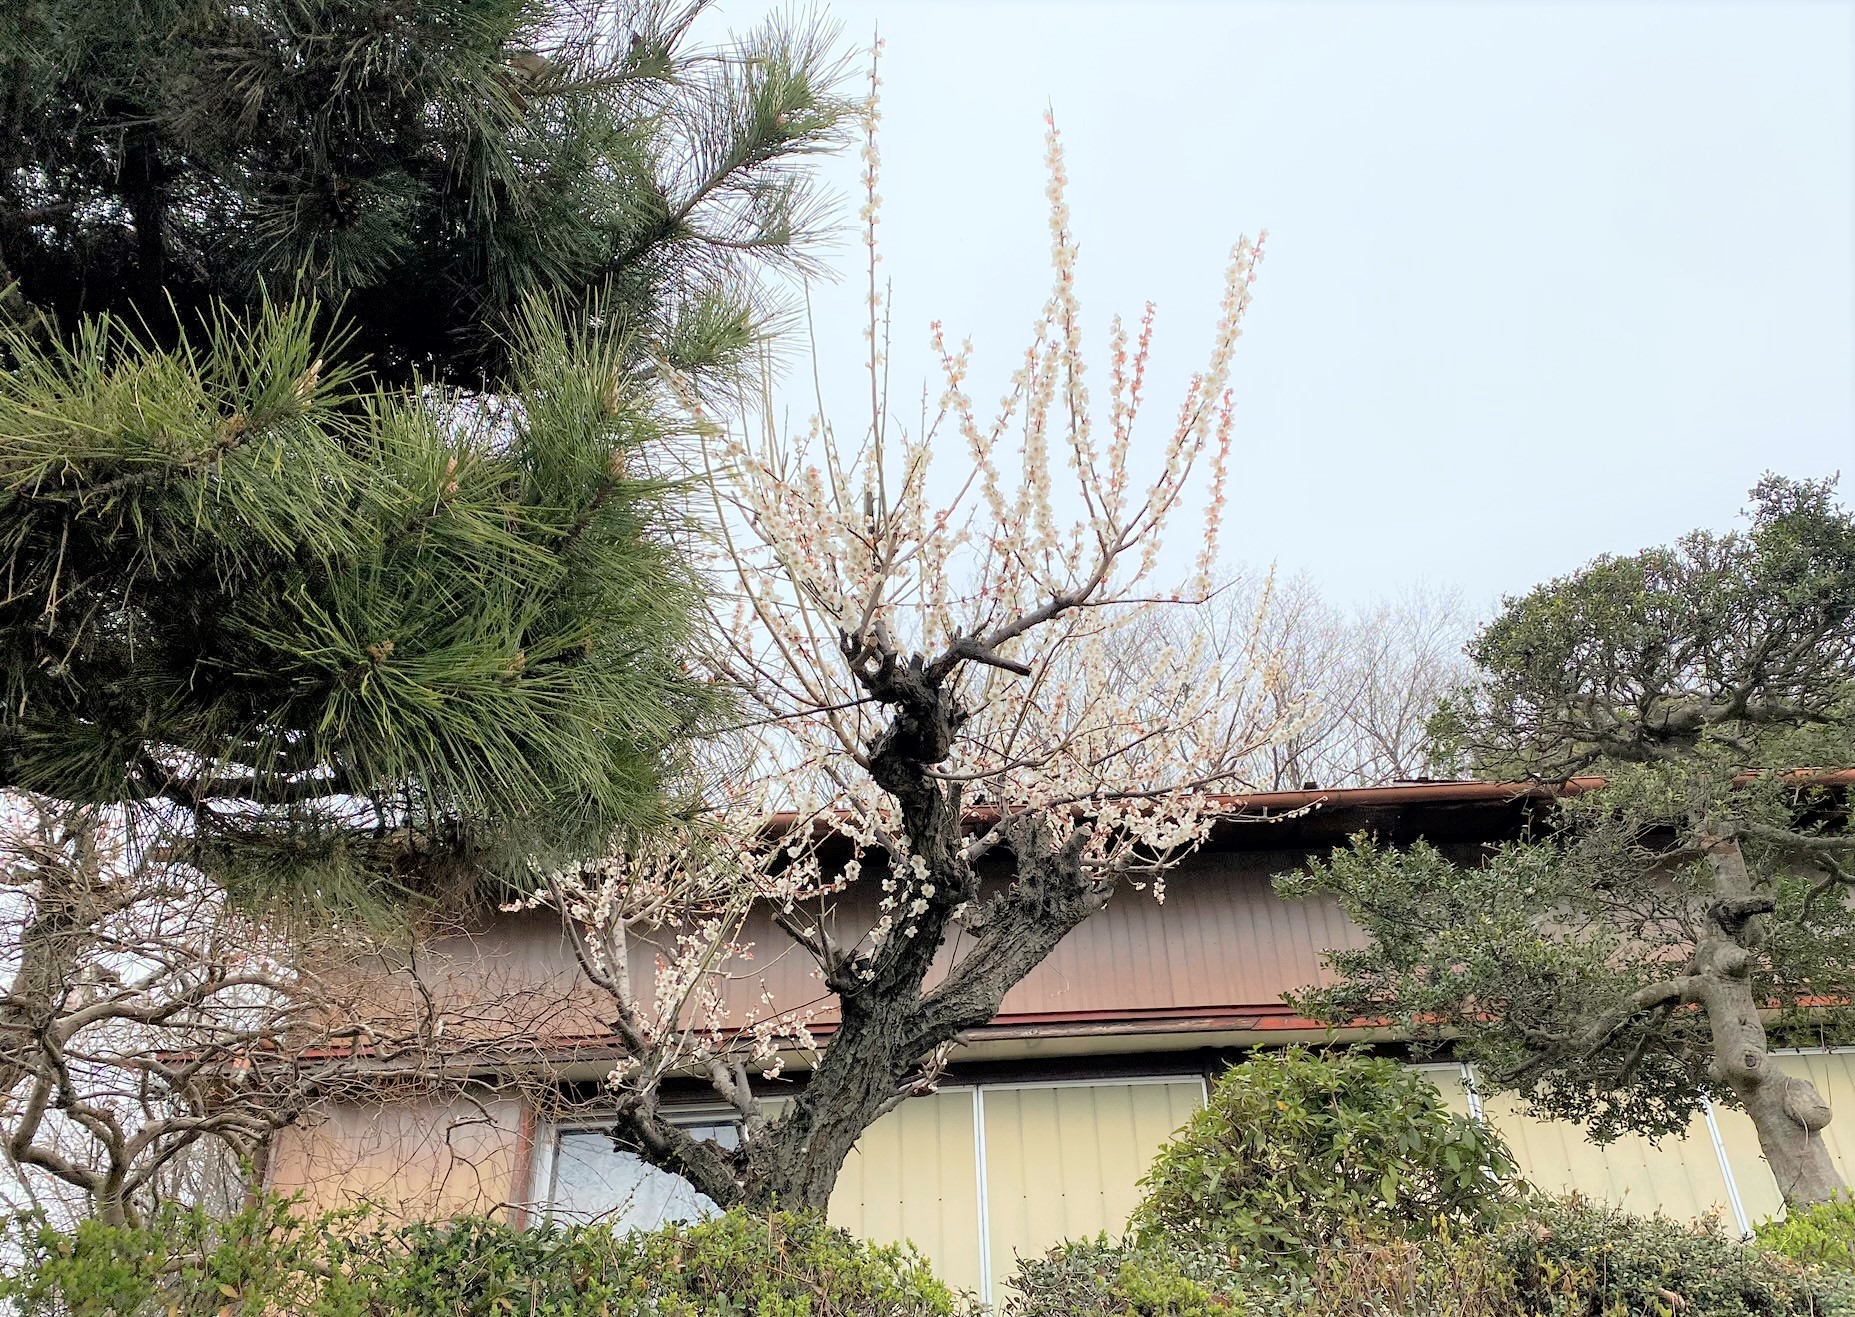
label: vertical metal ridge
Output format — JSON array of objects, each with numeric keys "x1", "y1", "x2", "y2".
[
  {"x1": 1461, "y1": 1063, "x2": 1486, "y2": 1123},
  {"x1": 973, "y1": 1086, "x2": 994, "y2": 1307}
]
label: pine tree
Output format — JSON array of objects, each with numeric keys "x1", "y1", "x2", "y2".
[
  {"x1": 1, "y1": 0, "x2": 847, "y2": 388},
  {"x1": 1283, "y1": 477, "x2": 1855, "y2": 1207},
  {"x1": 0, "y1": 1, "x2": 852, "y2": 904}
]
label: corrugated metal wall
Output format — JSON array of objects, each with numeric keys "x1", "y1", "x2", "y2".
[
  {"x1": 1480, "y1": 1095, "x2": 1742, "y2": 1223},
  {"x1": 818, "y1": 1055, "x2": 1855, "y2": 1300},
  {"x1": 1715, "y1": 1051, "x2": 1855, "y2": 1224},
  {"x1": 268, "y1": 1091, "x2": 527, "y2": 1221},
  {"x1": 412, "y1": 853, "x2": 1367, "y2": 1047},
  {"x1": 823, "y1": 1078, "x2": 1205, "y2": 1301},
  {"x1": 828, "y1": 1090, "x2": 986, "y2": 1293},
  {"x1": 264, "y1": 1052, "x2": 1855, "y2": 1303},
  {"x1": 1430, "y1": 1051, "x2": 1855, "y2": 1236},
  {"x1": 980, "y1": 1079, "x2": 1206, "y2": 1294},
  {"x1": 1409, "y1": 1059, "x2": 1741, "y2": 1224}
]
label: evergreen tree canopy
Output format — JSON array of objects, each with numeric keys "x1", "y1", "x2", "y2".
[
  {"x1": 0, "y1": 0, "x2": 853, "y2": 905},
  {"x1": 1281, "y1": 477, "x2": 1855, "y2": 1206},
  {"x1": 1, "y1": 0, "x2": 846, "y2": 390}
]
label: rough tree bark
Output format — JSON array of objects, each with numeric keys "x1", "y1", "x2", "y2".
[{"x1": 610, "y1": 650, "x2": 1121, "y2": 1212}]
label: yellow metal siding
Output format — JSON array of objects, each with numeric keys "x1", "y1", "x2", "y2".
[
  {"x1": 1478, "y1": 1094, "x2": 1740, "y2": 1221},
  {"x1": 828, "y1": 1090, "x2": 984, "y2": 1294},
  {"x1": 1711, "y1": 1100, "x2": 1782, "y2": 1225},
  {"x1": 981, "y1": 1080, "x2": 1203, "y2": 1292},
  {"x1": 1777, "y1": 1052, "x2": 1855, "y2": 1181}
]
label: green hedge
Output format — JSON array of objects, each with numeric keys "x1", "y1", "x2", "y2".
[
  {"x1": 1007, "y1": 1236, "x2": 1247, "y2": 1317},
  {"x1": 1008, "y1": 1197, "x2": 1841, "y2": 1317},
  {"x1": 1488, "y1": 1195, "x2": 1831, "y2": 1317},
  {"x1": 1756, "y1": 1196, "x2": 1855, "y2": 1276},
  {"x1": 1130, "y1": 1048, "x2": 1518, "y2": 1266},
  {"x1": 0, "y1": 1199, "x2": 957, "y2": 1317},
  {"x1": 8, "y1": 1193, "x2": 1846, "y2": 1317}
]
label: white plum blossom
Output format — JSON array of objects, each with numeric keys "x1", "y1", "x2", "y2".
[{"x1": 521, "y1": 50, "x2": 1308, "y2": 1156}]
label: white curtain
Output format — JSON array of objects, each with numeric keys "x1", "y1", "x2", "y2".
[{"x1": 546, "y1": 1123, "x2": 734, "y2": 1229}]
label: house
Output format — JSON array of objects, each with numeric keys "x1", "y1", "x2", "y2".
[{"x1": 264, "y1": 780, "x2": 1855, "y2": 1303}]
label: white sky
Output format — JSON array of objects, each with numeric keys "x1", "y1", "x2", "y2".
[{"x1": 718, "y1": 0, "x2": 1854, "y2": 611}]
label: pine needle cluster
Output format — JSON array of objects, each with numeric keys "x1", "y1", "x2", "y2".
[
  {"x1": 0, "y1": 0, "x2": 855, "y2": 909},
  {"x1": 1, "y1": 0, "x2": 850, "y2": 387}
]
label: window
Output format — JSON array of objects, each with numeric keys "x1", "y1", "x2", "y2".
[{"x1": 543, "y1": 1113, "x2": 738, "y2": 1229}]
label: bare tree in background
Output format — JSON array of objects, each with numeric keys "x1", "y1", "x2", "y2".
[
  {"x1": 1137, "y1": 573, "x2": 1476, "y2": 791},
  {"x1": 0, "y1": 795, "x2": 581, "y2": 1228}
]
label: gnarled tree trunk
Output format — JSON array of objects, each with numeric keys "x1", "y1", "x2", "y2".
[
  {"x1": 1697, "y1": 828, "x2": 1845, "y2": 1209},
  {"x1": 609, "y1": 656, "x2": 1121, "y2": 1213}
]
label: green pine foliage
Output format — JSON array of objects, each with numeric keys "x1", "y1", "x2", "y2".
[
  {"x1": 0, "y1": 297, "x2": 726, "y2": 905},
  {"x1": 0, "y1": 0, "x2": 855, "y2": 906},
  {"x1": 1, "y1": 0, "x2": 851, "y2": 389}
]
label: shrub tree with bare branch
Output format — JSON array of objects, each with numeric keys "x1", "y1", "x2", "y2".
[
  {"x1": 0, "y1": 794, "x2": 580, "y2": 1228},
  {"x1": 1135, "y1": 574, "x2": 1473, "y2": 791}
]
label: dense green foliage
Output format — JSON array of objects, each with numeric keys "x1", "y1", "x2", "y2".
[
  {"x1": 1432, "y1": 474, "x2": 1855, "y2": 784},
  {"x1": 1129, "y1": 1049, "x2": 1518, "y2": 1264},
  {"x1": 1280, "y1": 478, "x2": 1855, "y2": 1164},
  {"x1": 1486, "y1": 1196, "x2": 1835, "y2": 1317},
  {"x1": 7, "y1": 1162, "x2": 1851, "y2": 1317},
  {"x1": 1007, "y1": 1237, "x2": 1247, "y2": 1317},
  {"x1": 1280, "y1": 833, "x2": 1721, "y2": 1143},
  {"x1": 0, "y1": 300, "x2": 717, "y2": 903},
  {"x1": 1757, "y1": 1196, "x2": 1855, "y2": 1276},
  {"x1": 0, "y1": 0, "x2": 853, "y2": 902},
  {"x1": 0, "y1": 1199, "x2": 958, "y2": 1316},
  {"x1": 1, "y1": 0, "x2": 848, "y2": 389},
  {"x1": 1012, "y1": 1198, "x2": 1841, "y2": 1317}
]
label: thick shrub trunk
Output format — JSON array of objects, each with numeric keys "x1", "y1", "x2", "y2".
[
  {"x1": 1699, "y1": 832, "x2": 1846, "y2": 1209},
  {"x1": 736, "y1": 997, "x2": 928, "y2": 1212}
]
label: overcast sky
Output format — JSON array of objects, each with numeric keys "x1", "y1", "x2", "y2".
[{"x1": 719, "y1": 0, "x2": 1853, "y2": 612}]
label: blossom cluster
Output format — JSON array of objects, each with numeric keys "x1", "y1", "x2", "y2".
[{"x1": 527, "y1": 61, "x2": 1303, "y2": 1116}]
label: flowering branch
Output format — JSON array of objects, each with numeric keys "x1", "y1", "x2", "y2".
[{"x1": 524, "y1": 51, "x2": 1303, "y2": 1213}]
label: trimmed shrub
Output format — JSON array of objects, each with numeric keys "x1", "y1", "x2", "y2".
[
  {"x1": 0, "y1": 1199, "x2": 959, "y2": 1317},
  {"x1": 0, "y1": 1195, "x2": 323, "y2": 1317},
  {"x1": 1129, "y1": 1048, "x2": 1518, "y2": 1266},
  {"x1": 1289, "y1": 1202, "x2": 1834, "y2": 1316},
  {"x1": 1756, "y1": 1196, "x2": 1855, "y2": 1276},
  {"x1": 1007, "y1": 1197, "x2": 1841, "y2": 1317},
  {"x1": 369, "y1": 1209, "x2": 959, "y2": 1316},
  {"x1": 1290, "y1": 1230, "x2": 1519, "y2": 1317},
  {"x1": 1483, "y1": 1195, "x2": 1828, "y2": 1317},
  {"x1": 1006, "y1": 1236, "x2": 1247, "y2": 1317}
]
